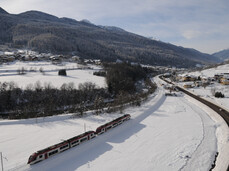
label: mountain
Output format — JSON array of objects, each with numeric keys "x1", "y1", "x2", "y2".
[
  {"x1": 98, "y1": 25, "x2": 126, "y2": 32},
  {"x1": 0, "y1": 8, "x2": 220, "y2": 67},
  {"x1": 212, "y1": 49, "x2": 229, "y2": 61},
  {"x1": 0, "y1": 7, "x2": 8, "y2": 14}
]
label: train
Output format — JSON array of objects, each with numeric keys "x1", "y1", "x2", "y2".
[{"x1": 27, "y1": 114, "x2": 131, "y2": 165}]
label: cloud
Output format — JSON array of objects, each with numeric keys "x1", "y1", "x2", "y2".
[{"x1": 182, "y1": 30, "x2": 201, "y2": 40}]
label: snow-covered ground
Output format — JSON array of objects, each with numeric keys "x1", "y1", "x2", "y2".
[
  {"x1": 177, "y1": 64, "x2": 229, "y2": 111},
  {"x1": 191, "y1": 64, "x2": 229, "y2": 77},
  {"x1": 0, "y1": 61, "x2": 106, "y2": 89},
  {"x1": 1, "y1": 77, "x2": 228, "y2": 171}
]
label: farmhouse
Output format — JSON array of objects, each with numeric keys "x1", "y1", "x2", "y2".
[
  {"x1": 214, "y1": 74, "x2": 224, "y2": 81},
  {"x1": 201, "y1": 76, "x2": 211, "y2": 83},
  {"x1": 220, "y1": 76, "x2": 229, "y2": 85},
  {"x1": 183, "y1": 82, "x2": 193, "y2": 88},
  {"x1": 181, "y1": 75, "x2": 197, "y2": 82},
  {"x1": 194, "y1": 81, "x2": 203, "y2": 87}
]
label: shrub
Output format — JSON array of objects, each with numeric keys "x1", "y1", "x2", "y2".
[
  {"x1": 215, "y1": 92, "x2": 224, "y2": 98},
  {"x1": 58, "y1": 69, "x2": 67, "y2": 76},
  {"x1": 93, "y1": 71, "x2": 106, "y2": 77}
]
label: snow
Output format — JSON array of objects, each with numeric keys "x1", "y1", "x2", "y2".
[
  {"x1": 0, "y1": 61, "x2": 106, "y2": 89},
  {"x1": 0, "y1": 76, "x2": 225, "y2": 171},
  {"x1": 177, "y1": 64, "x2": 229, "y2": 111},
  {"x1": 181, "y1": 64, "x2": 229, "y2": 78},
  {"x1": 185, "y1": 94, "x2": 229, "y2": 171}
]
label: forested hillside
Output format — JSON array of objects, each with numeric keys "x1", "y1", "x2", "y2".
[{"x1": 0, "y1": 7, "x2": 220, "y2": 67}]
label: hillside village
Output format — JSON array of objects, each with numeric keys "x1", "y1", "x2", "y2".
[
  {"x1": 0, "y1": 49, "x2": 185, "y2": 76},
  {"x1": 162, "y1": 64, "x2": 229, "y2": 112},
  {"x1": 177, "y1": 73, "x2": 229, "y2": 88},
  {"x1": 0, "y1": 49, "x2": 103, "y2": 65}
]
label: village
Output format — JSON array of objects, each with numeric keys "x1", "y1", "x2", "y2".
[
  {"x1": 0, "y1": 49, "x2": 102, "y2": 65},
  {"x1": 177, "y1": 73, "x2": 229, "y2": 88}
]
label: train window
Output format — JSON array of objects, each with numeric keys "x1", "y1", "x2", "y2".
[
  {"x1": 80, "y1": 137, "x2": 87, "y2": 142},
  {"x1": 60, "y1": 144, "x2": 68, "y2": 150},
  {"x1": 39, "y1": 155, "x2": 42, "y2": 158},
  {"x1": 29, "y1": 155, "x2": 36, "y2": 161},
  {"x1": 72, "y1": 140, "x2": 79, "y2": 145},
  {"x1": 49, "y1": 150, "x2": 58, "y2": 156},
  {"x1": 113, "y1": 123, "x2": 118, "y2": 127},
  {"x1": 107, "y1": 125, "x2": 112, "y2": 130},
  {"x1": 98, "y1": 131, "x2": 104, "y2": 134}
]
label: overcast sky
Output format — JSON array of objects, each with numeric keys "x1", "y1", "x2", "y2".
[{"x1": 1, "y1": 0, "x2": 229, "y2": 54}]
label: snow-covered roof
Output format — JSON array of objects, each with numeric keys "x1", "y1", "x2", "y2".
[
  {"x1": 4, "y1": 51, "x2": 14, "y2": 55},
  {"x1": 183, "y1": 82, "x2": 193, "y2": 86}
]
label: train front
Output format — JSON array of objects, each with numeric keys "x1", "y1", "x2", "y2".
[{"x1": 27, "y1": 153, "x2": 38, "y2": 164}]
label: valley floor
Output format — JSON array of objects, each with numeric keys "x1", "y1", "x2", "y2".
[{"x1": 0, "y1": 77, "x2": 228, "y2": 171}]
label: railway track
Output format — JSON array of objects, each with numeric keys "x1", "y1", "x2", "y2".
[
  {"x1": 159, "y1": 76, "x2": 229, "y2": 127},
  {"x1": 159, "y1": 75, "x2": 229, "y2": 171}
]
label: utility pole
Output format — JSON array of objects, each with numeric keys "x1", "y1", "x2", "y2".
[
  {"x1": 0, "y1": 152, "x2": 3, "y2": 171},
  {"x1": 84, "y1": 123, "x2": 86, "y2": 132}
]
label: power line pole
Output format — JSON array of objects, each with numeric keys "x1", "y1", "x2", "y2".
[
  {"x1": 84, "y1": 123, "x2": 86, "y2": 132},
  {"x1": 0, "y1": 152, "x2": 3, "y2": 171}
]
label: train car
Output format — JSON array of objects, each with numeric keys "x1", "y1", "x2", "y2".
[
  {"x1": 96, "y1": 114, "x2": 131, "y2": 135},
  {"x1": 27, "y1": 131, "x2": 95, "y2": 164},
  {"x1": 28, "y1": 114, "x2": 130, "y2": 165},
  {"x1": 68, "y1": 131, "x2": 95, "y2": 148}
]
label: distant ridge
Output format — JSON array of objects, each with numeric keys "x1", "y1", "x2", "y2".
[
  {"x1": 18, "y1": 10, "x2": 59, "y2": 21},
  {"x1": 212, "y1": 49, "x2": 229, "y2": 61},
  {"x1": 0, "y1": 7, "x2": 220, "y2": 67}
]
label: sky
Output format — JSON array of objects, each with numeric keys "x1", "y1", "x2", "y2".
[{"x1": 1, "y1": 0, "x2": 229, "y2": 54}]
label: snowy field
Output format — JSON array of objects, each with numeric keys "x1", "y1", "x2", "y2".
[
  {"x1": 0, "y1": 61, "x2": 106, "y2": 89},
  {"x1": 178, "y1": 64, "x2": 229, "y2": 111},
  {"x1": 1, "y1": 77, "x2": 228, "y2": 171}
]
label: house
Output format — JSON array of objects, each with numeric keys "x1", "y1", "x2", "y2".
[
  {"x1": 72, "y1": 56, "x2": 80, "y2": 61},
  {"x1": 201, "y1": 76, "x2": 211, "y2": 83},
  {"x1": 183, "y1": 82, "x2": 193, "y2": 88},
  {"x1": 194, "y1": 81, "x2": 202, "y2": 87},
  {"x1": 95, "y1": 60, "x2": 101, "y2": 65},
  {"x1": 181, "y1": 75, "x2": 196, "y2": 82},
  {"x1": 7, "y1": 56, "x2": 15, "y2": 62},
  {"x1": 220, "y1": 76, "x2": 229, "y2": 85},
  {"x1": 163, "y1": 73, "x2": 171, "y2": 78},
  {"x1": 50, "y1": 55, "x2": 60, "y2": 61},
  {"x1": 214, "y1": 74, "x2": 224, "y2": 81}
]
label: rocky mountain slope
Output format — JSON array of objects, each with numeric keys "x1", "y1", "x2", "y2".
[{"x1": 0, "y1": 7, "x2": 220, "y2": 67}]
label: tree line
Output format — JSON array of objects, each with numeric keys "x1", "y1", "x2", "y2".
[
  {"x1": 0, "y1": 81, "x2": 110, "y2": 119},
  {"x1": 0, "y1": 63, "x2": 157, "y2": 119}
]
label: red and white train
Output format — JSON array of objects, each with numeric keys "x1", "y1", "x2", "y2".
[
  {"x1": 27, "y1": 114, "x2": 131, "y2": 164},
  {"x1": 96, "y1": 114, "x2": 131, "y2": 134}
]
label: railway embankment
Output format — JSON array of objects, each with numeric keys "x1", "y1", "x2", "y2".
[{"x1": 159, "y1": 76, "x2": 229, "y2": 171}]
